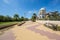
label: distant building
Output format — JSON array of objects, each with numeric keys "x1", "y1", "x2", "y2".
[{"x1": 38, "y1": 8, "x2": 46, "y2": 19}]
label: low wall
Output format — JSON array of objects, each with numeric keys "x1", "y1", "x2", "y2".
[{"x1": 36, "y1": 20, "x2": 60, "y2": 26}]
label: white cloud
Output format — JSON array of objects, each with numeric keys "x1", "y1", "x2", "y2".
[
  {"x1": 28, "y1": 11, "x2": 33, "y2": 14},
  {"x1": 28, "y1": 10, "x2": 38, "y2": 14}
]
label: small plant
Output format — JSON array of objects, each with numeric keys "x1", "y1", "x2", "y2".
[
  {"x1": 57, "y1": 26, "x2": 60, "y2": 31},
  {"x1": 52, "y1": 25, "x2": 57, "y2": 31},
  {"x1": 31, "y1": 13, "x2": 37, "y2": 22},
  {"x1": 44, "y1": 23, "x2": 60, "y2": 31}
]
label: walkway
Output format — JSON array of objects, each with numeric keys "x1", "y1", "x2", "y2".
[{"x1": 0, "y1": 21, "x2": 60, "y2": 40}]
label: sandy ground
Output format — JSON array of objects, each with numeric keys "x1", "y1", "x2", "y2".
[
  {"x1": 0, "y1": 21, "x2": 60, "y2": 40},
  {"x1": 11, "y1": 21, "x2": 50, "y2": 40},
  {"x1": 0, "y1": 30, "x2": 15, "y2": 40}
]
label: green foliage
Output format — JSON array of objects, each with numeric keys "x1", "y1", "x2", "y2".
[
  {"x1": 0, "y1": 14, "x2": 29, "y2": 22},
  {"x1": 20, "y1": 16, "x2": 24, "y2": 21},
  {"x1": 24, "y1": 18, "x2": 29, "y2": 21},
  {"x1": 13, "y1": 14, "x2": 20, "y2": 21},
  {"x1": 46, "y1": 11, "x2": 60, "y2": 20},
  {"x1": 0, "y1": 22, "x2": 17, "y2": 29},
  {"x1": 0, "y1": 15, "x2": 13, "y2": 22},
  {"x1": 56, "y1": 26, "x2": 60, "y2": 31},
  {"x1": 31, "y1": 13, "x2": 37, "y2": 22},
  {"x1": 44, "y1": 23, "x2": 60, "y2": 31}
]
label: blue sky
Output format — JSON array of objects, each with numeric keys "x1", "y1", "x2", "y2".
[{"x1": 0, "y1": 0, "x2": 60, "y2": 18}]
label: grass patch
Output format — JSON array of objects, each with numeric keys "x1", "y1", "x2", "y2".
[
  {"x1": 0, "y1": 22, "x2": 17, "y2": 26},
  {"x1": 0, "y1": 22, "x2": 18, "y2": 35},
  {"x1": 57, "y1": 26, "x2": 60, "y2": 31},
  {"x1": 0, "y1": 22, "x2": 18, "y2": 29}
]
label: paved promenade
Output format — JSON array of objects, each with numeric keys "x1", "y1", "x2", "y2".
[{"x1": 0, "y1": 21, "x2": 60, "y2": 40}]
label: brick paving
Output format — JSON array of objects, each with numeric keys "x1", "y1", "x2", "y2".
[
  {"x1": 0, "y1": 31, "x2": 15, "y2": 40},
  {"x1": 27, "y1": 24, "x2": 60, "y2": 40},
  {"x1": 0, "y1": 21, "x2": 60, "y2": 40}
]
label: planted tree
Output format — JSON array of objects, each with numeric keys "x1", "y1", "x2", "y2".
[
  {"x1": 13, "y1": 14, "x2": 20, "y2": 21},
  {"x1": 31, "y1": 13, "x2": 37, "y2": 22},
  {"x1": 20, "y1": 16, "x2": 24, "y2": 21},
  {"x1": 46, "y1": 11, "x2": 60, "y2": 20}
]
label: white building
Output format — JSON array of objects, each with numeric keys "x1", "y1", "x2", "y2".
[{"x1": 38, "y1": 8, "x2": 46, "y2": 19}]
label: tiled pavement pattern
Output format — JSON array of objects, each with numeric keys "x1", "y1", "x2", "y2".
[
  {"x1": 0, "y1": 21, "x2": 60, "y2": 40},
  {"x1": 27, "y1": 24, "x2": 60, "y2": 40},
  {"x1": 0, "y1": 31, "x2": 15, "y2": 40}
]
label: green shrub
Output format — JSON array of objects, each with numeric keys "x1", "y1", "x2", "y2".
[
  {"x1": 52, "y1": 25, "x2": 57, "y2": 31},
  {"x1": 44, "y1": 23, "x2": 60, "y2": 31},
  {"x1": 31, "y1": 13, "x2": 37, "y2": 22},
  {"x1": 57, "y1": 26, "x2": 60, "y2": 31}
]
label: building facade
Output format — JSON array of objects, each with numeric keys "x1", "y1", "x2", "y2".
[{"x1": 38, "y1": 8, "x2": 46, "y2": 19}]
